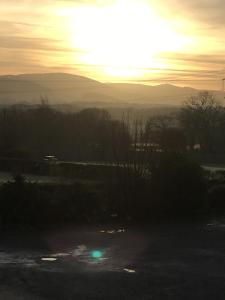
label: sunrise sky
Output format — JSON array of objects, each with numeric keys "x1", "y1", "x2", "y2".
[{"x1": 1, "y1": 0, "x2": 225, "y2": 89}]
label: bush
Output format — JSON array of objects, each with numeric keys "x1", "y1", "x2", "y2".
[
  {"x1": 149, "y1": 153, "x2": 207, "y2": 217},
  {"x1": 0, "y1": 175, "x2": 106, "y2": 227},
  {"x1": 208, "y1": 184, "x2": 225, "y2": 214},
  {"x1": 0, "y1": 174, "x2": 40, "y2": 225}
]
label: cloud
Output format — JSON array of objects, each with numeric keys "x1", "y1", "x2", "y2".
[
  {"x1": 152, "y1": 0, "x2": 225, "y2": 28},
  {"x1": 159, "y1": 53, "x2": 225, "y2": 66},
  {"x1": 0, "y1": 0, "x2": 224, "y2": 90},
  {"x1": 0, "y1": 35, "x2": 85, "y2": 55}
]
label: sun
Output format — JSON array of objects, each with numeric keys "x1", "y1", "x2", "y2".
[{"x1": 67, "y1": 0, "x2": 189, "y2": 80}]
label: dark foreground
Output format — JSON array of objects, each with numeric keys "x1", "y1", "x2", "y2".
[{"x1": 1, "y1": 221, "x2": 225, "y2": 299}]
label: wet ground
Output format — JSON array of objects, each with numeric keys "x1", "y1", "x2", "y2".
[
  {"x1": 0, "y1": 172, "x2": 74, "y2": 185},
  {"x1": 1, "y1": 221, "x2": 225, "y2": 299}
]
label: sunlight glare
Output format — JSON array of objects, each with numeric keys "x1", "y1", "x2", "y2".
[{"x1": 67, "y1": 0, "x2": 190, "y2": 79}]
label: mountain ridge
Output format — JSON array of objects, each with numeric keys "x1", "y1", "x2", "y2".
[{"x1": 0, "y1": 72, "x2": 222, "y2": 106}]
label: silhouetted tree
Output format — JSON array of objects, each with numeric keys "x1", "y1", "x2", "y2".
[
  {"x1": 180, "y1": 92, "x2": 224, "y2": 153},
  {"x1": 145, "y1": 114, "x2": 185, "y2": 152}
]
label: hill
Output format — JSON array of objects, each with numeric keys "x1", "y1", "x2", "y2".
[{"x1": 0, "y1": 73, "x2": 223, "y2": 107}]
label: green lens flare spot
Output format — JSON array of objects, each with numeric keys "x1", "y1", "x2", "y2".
[{"x1": 91, "y1": 250, "x2": 102, "y2": 259}]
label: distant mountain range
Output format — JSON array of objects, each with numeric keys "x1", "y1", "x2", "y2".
[{"x1": 0, "y1": 73, "x2": 223, "y2": 107}]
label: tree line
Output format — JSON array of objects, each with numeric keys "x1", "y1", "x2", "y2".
[
  {"x1": 0, "y1": 103, "x2": 129, "y2": 162},
  {"x1": 0, "y1": 92, "x2": 224, "y2": 163}
]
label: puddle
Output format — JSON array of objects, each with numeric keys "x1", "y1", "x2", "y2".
[{"x1": 0, "y1": 244, "x2": 112, "y2": 271}]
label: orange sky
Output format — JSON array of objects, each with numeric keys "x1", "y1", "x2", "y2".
[{"x1": 1, "y1": 0, "x2": 225, "y2": 90}]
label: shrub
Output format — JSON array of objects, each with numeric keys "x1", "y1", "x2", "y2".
[
  {"x1": 149, "y1": 153, "x2": 207, "y2": 217},
  {"x1": 208, "y1": 184, "x2": 225, "y2": 214},
  {"x1": 0, "y1": 175, "x2": 106, "y2": 227}
]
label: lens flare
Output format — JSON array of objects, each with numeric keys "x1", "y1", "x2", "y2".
[{"x1": 91, "y1": 250, "x2": 103, "y2": 259}]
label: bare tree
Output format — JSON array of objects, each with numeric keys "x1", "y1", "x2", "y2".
[
  {"x1": 180, "y1": 91, "x2": 223, "y2": 152},
  {"x1": 145, "y1": 114, "x2": 185, "y2": 152}
]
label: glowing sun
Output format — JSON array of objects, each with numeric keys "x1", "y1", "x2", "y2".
[{"x1": 68, "y1": 0, "x2": 189, "y2": 79}]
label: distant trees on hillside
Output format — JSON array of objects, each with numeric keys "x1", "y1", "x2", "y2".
[{"x1": 0, "y1": 104, "x2": 130, "y2": 161}]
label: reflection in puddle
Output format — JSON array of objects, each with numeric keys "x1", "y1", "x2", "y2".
[
  {"x1": 100, "y1": 229, "x2": 125, "y2": 234},
  {"x1": 0, "y1": 247, "x2": 136, "y2": 274},
  {"x1": 111, "y1": 214, "x2": 118, "y2": 218},
  {"x1": 41, "y1": 257, "x2": 57, "y2": 262},
  {"x1": 51, "y1": 252, "x2": 71, "y2": 258},
  {"x1": 72, "y1": 245, "x2": 108, "y2": 265},
  {"x1": 207, "y1": 222, "x2": 225, "y2": 228},
  {"x1": 0, "y1": 252, "x2": 36, "y2": 267},
  {"x1": 123, "y1": 268, "x2": 136, "y2": 273},
  {"x1": 72, "y1": 245, "x2": 87, "y2": 257},
  {"x1": 206, "y1": 218, "x2": 225, "y2": 228}
]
